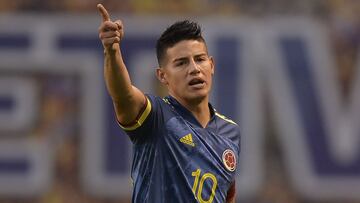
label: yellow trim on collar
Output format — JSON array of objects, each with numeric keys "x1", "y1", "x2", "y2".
[{"x1": 215, "y1": 112, "x2": 237, "y2": 125}]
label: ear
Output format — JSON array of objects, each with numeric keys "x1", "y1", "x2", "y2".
[
  {"x1": 156, "y1": 67, "x2": 168, "y2": 85},
  {"x1": 209, "y1": 56, "x2": 215, "y2": 75}
]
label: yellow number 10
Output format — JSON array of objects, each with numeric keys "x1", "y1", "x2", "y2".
[{"x1": 191, "y1": 169, "x2": 218, "y2": 203}]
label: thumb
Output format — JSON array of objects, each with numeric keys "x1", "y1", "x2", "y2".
[{"x1": 97, "y1": 4, "x2": 110, "y2": 22}]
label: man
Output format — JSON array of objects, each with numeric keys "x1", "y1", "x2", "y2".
[{"x1": 97, "y1": 4, "x2": 240, "y2": 203}]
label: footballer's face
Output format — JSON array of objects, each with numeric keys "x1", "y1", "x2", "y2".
[{"x1": 156, "y1": 39, "x2": 214, "y2": 104}]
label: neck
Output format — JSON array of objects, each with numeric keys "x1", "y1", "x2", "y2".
[{"x1": 173, "y1": 95, "x2": 211, "y2": 128}]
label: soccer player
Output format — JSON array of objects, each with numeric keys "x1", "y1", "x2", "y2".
[{"x1": 97, "y1": 4, "x2": 241, "y2": 203}]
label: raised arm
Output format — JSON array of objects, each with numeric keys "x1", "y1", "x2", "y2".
[{"x1": 97, "y1": 4, "x2": 146, "y2": 126}]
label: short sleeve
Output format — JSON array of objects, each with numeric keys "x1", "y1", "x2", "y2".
[
  {"x1": 118, "y1": 96, "x2": 152, "y2": 131},
  {"x1": 118, "y1": 94, "x2": 164, "y2": 144}
]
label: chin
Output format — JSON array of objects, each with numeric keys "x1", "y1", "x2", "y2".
[{"x1": 186, "y1": 92, "x2": 208, "y2": 102}]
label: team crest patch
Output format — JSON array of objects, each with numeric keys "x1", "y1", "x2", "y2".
[{"x1": 222, "y1": 149, "x2": 236, "y2": 172}]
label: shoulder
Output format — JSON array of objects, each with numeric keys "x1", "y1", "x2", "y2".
[
  {"x1": 144, "y1": 94, "x2": 180, "y2": 124},
  {"x1": 123, "y1": 94, "x2": 175, "y2": 143},
  {"x1": 214, "y1": 111, "x2": 241, "y2": 143},
  {"x1": 146, "y1": 94, "x2": 171, "y2": 107},
  {"x1": 119, "y1": 94, "x2": 169, "y2": 132},
  {"x1": 146, "y1": 94, "x2": 175, "y2": 114}
]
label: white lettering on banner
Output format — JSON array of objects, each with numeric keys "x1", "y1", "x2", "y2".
[
  {"x1": 0, "y1": 77, "x2": 38, "y2": 132},
  {"x1": 0, "y1": 57, "x2": 102, "y2": 197},
  {"x1": 0, "y1": 75, "x2": 50, "y2": 196},
  {"x1": 260, "y1": 19, "x2": 360, "y2": 199},
  {"x1": 208, "y1": 18, "x2": 360, "y2": 200}
]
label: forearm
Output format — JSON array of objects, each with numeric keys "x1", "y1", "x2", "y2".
[
  {"x1": 104, "y1": 48, "x2": 145, "y2": 124},
  {"x1": 103, "y1": 47, "x2": 132, "y2": 101}
]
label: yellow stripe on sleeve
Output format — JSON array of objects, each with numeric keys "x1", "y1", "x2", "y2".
[{"x1": 119, "y1": 98, "x2": 152, "y2": 131}]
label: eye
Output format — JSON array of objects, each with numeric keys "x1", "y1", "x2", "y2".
[
  {"x1": 195, "y1": 56, "x2": 207, "y2": 63},
  {"x1": 175, "y1": 60, "x2": 187, "y2": 67}
]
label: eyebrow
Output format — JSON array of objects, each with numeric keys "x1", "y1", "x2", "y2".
[
  {"x1": 194, "y1": 53, "x2": 207, "y2": 58},
  {"x1": 172, "y1": 53, "x2": 207, "y2": 63},
  {"x1": 172, "y1": 57, "x2": 188, "y2": 63}
]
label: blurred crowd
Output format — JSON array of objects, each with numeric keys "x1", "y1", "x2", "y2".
[
  {"x1": 0, "y1": 0, "x2": 359, "y2": 203},
  {"x1": 0, "y1": 0, "x2": 356, "y2": 19},
  {"x1": 0, "y1": 0, "x2": 355, "y2": 17}
]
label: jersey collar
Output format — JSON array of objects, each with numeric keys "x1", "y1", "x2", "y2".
[{"x1": 164, "y1": 95, "x2": 216, "y2": 129}]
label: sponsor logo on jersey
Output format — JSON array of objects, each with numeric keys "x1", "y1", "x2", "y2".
[
  {"x1": 222, "y1": 149, "x2": 236, "y2": 172},
  {"x1": 180, "y1": 133, "x2": 195, "y2": 147}
]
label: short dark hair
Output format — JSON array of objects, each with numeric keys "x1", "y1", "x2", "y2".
[{"x1": 156, "y1": 20, "x2": 205, "y2": 66}]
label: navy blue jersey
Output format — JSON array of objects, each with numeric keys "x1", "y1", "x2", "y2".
[{"x1": 119, "y1": 94, "x2": 241, "y2": 203}]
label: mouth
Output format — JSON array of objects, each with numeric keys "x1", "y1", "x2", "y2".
[{"x1": 188, "y1": 78, "x2": 205, "y2": 87}]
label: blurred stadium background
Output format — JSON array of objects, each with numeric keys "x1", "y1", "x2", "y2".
[{"x1": 0, "y1": 0, "x2": 359, "y2": 203}]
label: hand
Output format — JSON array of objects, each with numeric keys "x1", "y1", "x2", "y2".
[{"x1": 97, "y1": 4, "x2": 124, "y2": 52}]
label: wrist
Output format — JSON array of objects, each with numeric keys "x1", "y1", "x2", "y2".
[{"x1": 104, "y1": 46, "x2": 119, "y2": 55}]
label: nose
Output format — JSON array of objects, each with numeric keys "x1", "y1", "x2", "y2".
[{"x1": 189, "y1": 59, "x2": 200, "y2": 75}]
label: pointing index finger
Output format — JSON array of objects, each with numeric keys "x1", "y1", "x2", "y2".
[{"x1": 97, "y1": 4, "x2": 110, "y2": 22}]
